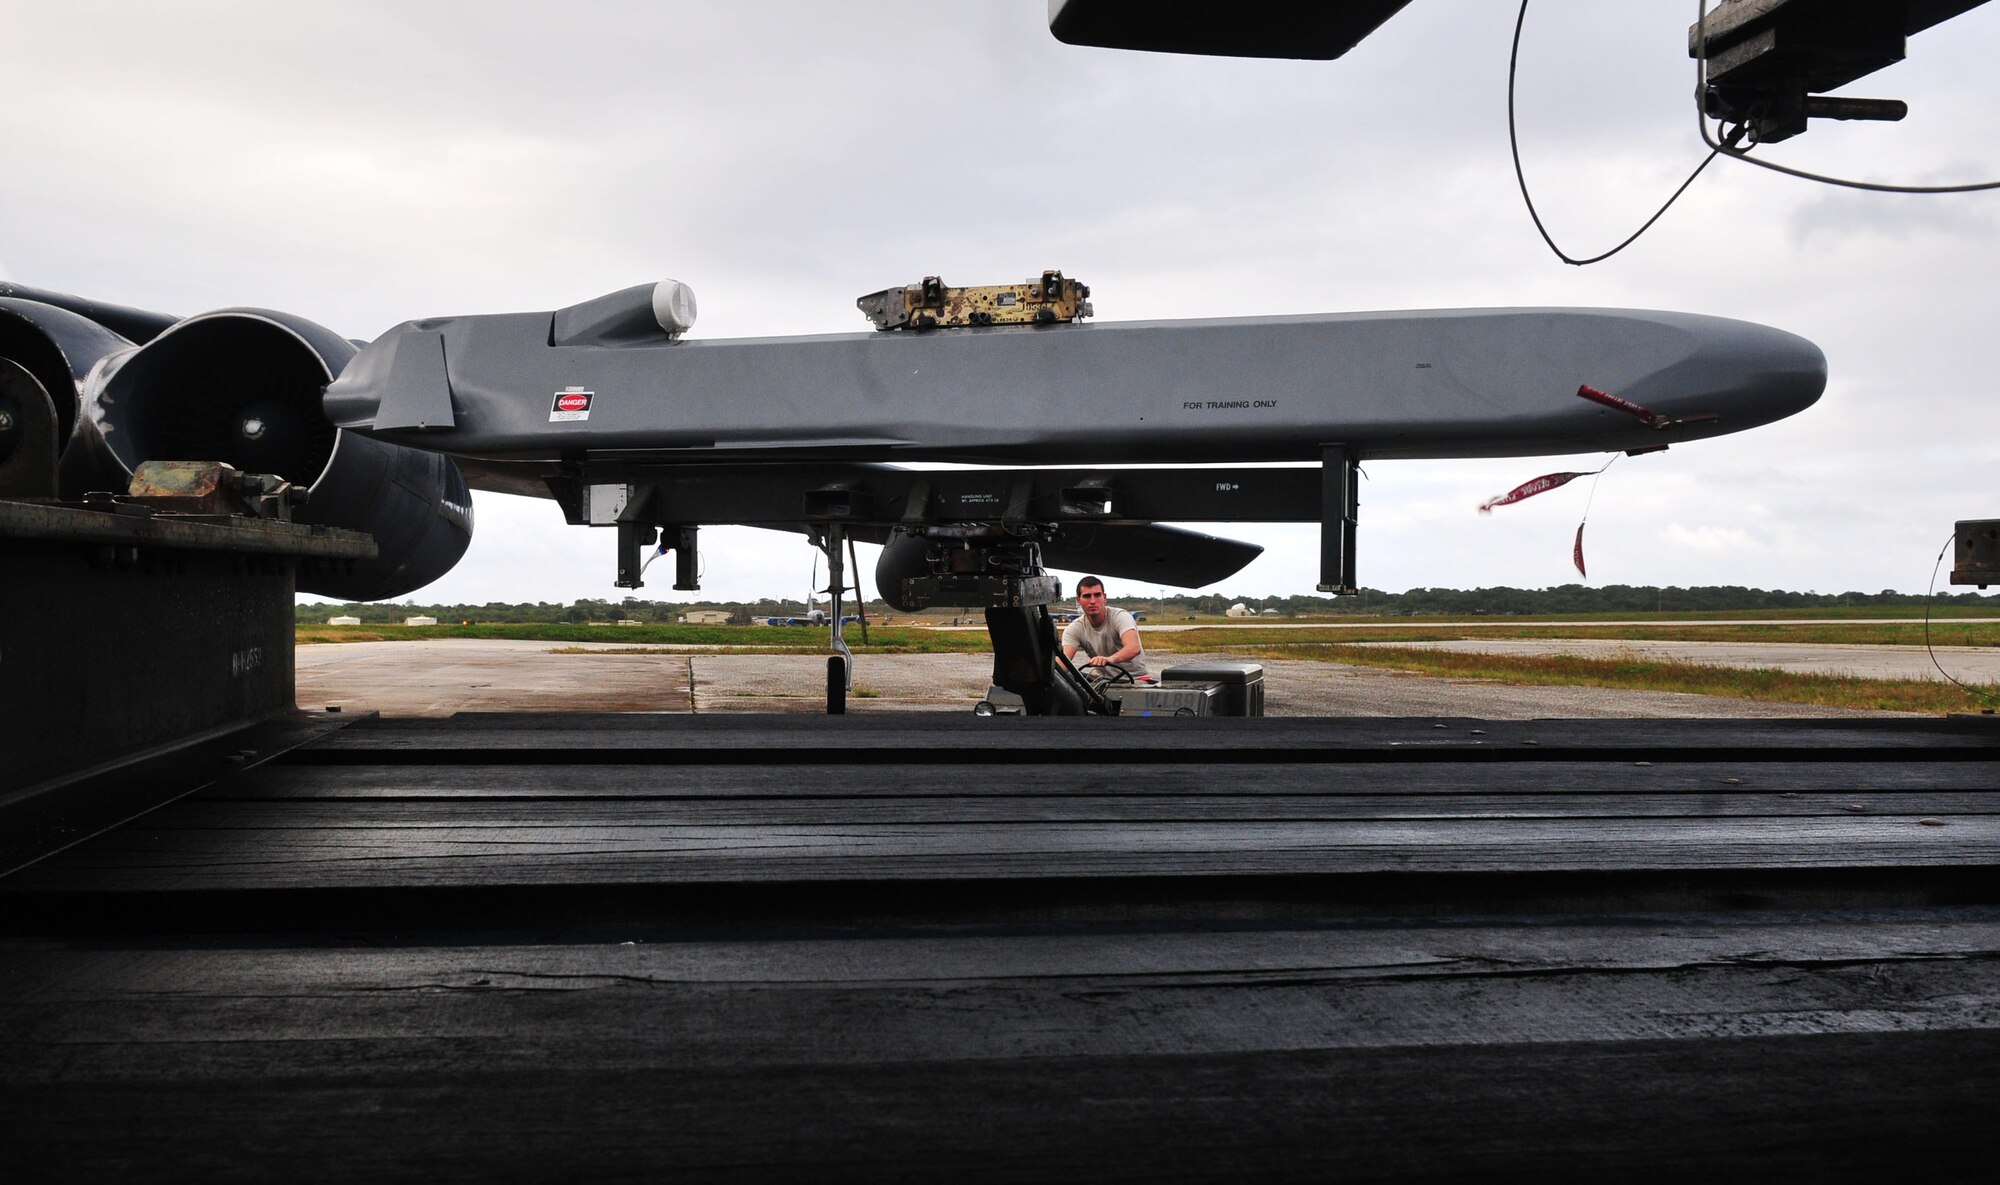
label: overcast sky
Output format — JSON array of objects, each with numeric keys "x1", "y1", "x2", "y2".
[{"x1": 6, "y1": 2, "x2": 1998, "y2": 605}]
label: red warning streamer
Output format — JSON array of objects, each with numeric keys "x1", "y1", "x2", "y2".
[
  {"x1": 1478, "y1": 469, "x2": 1595, "y2": 514},
  {"x1": 1479, "y1": 448, "x2": 1624, "y2": 579},
  {"x1": 1478, "y1": 381, "x2": 1708, "y2": 580}
]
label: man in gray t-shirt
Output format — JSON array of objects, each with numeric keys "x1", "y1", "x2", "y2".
[{"x1": 1060, "y1": 576, "x2": 1151, "y2": 680}]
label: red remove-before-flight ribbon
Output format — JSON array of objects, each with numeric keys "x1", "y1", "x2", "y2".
[
  {"x1": 1478, "y1": 382, "x2": 1711, "y2": 579},
  {"x1": 1478, "y1": 468, "x2": 1598, "y2": 514}
]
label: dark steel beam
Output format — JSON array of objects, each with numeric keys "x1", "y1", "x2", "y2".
[
  {"x1": 565, "y1": 463, "x2": 1323, "y2": 529},
  {"x1": 1048, "y1": 0, "x2": 1414, "y2": 61}
]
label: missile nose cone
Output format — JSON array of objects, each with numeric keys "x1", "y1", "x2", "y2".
[
  {"x1": 1743, "y1": 324, "x2": 1827, "y2": 429},
  {"x1": 1632, "y1": 317, "x2": 1826, "y2": 432}
]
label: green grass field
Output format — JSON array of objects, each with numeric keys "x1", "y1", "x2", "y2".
[
  {"x1": 1158, "y1": 621, "x2": 2000, "y2": 648},
  {"x1": 1221, "y1": 643, "x2": 1994, "y2": 714}
]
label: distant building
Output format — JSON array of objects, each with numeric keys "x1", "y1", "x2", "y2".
[
  {"x1": 616, "y1": 619, "x2": 643, "y2": 626},
  {"x1": 403, "y1": 615, "x2": 438, "y2": 626},
  {"x1": 327, "y1": 616, "x2": 362, "y2": 626},
  {"x1": 682, "y1": 610, "x2": 731, "y2": 624},
  {"x1": 1260, "y1": 608, "x2": 1281, "y2": 617},
  {"x1": 1225, "y1": 603, "x2": 1253, "y2": 618}
]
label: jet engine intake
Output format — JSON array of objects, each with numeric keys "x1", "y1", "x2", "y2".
[
  {"x1": 88, "y1": 308, "x2": 474, "y2": 600},
  {"x1": 0, "y1": 297, "x2": 139, "y2": 497}
]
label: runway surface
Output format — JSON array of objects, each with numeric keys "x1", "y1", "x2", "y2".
[{"x1": 295, "y1": 639, "x2": 1925, "y2": 718}]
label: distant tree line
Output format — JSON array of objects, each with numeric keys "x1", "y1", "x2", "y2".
[{"x1": 298, "y1": 584, "x2": 1998, "y2": 625}]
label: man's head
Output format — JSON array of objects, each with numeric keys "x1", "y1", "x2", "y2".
[{"x1": 1076, "y1": 576, "x2": 1108, "y2": 625}]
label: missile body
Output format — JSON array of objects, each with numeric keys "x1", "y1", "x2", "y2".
[{"x1": 326, "y1": 293, "x2": 1824, "y2": 464}]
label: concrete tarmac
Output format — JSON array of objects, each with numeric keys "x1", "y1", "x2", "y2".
[{"x1": 295, "y1": 640, "x2": 1925, "y2": 719}]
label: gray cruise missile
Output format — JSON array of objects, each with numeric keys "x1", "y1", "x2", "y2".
[{"x1": 324, "y1": 282, "x2": 1825, "y2": 465}]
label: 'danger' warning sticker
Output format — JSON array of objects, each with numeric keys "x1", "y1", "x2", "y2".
[{"x1": 549, "y1": 387, "x2": 594, "y2": 422}]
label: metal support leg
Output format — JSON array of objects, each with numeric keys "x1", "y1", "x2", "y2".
[
  {"x1": 624, "y1": 523, "x2": 698, "y2": 590},
  {"x1": 615, "y1": 522, "x2": 657, "y2": 589},
  {"x1": 672, "y1": 525, "x2": 700, "y2": 590},
  {"x1": 1318, "y1": 444, "x2": 1358, "y2": 595},
  {"x1": 819, "y1": 525, "x2": 853, "y2": 713},
  {"x1": 847, "y1": 533, "x2": 869, "y2": 644}
]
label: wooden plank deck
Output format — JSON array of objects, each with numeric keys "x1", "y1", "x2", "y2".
[{"x1": 3, "y1": 712, "x2": 1998, "y2": 1180}]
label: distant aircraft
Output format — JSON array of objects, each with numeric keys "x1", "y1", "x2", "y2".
[{"x1": 0, "y1": 274, "x2": 1823, "y2": 712}]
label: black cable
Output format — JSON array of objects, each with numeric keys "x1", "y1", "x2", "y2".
[
  {"x1": 1693, "y1": 0, "x2": 2000, "y2": 194},
  {"x1": 1923, "y1": 533, "x2": 2000, "y2": 704},
  {"x1": 1509, "y1": 0, "x2": 1733, "y2": 266}
]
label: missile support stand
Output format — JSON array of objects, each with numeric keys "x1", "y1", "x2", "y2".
[{"x1": 567, "y1": 449, "x2": 1364, "y2": 715}]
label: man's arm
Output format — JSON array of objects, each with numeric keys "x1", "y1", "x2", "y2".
[
  {"x1": 1079, "y1": 614, "x2": 1144, "y2": 668},
  {"x1": 1101, "y1": 607, "x2": 1144, "y2": 666},
  {"x1": 1078, "y1": 631, "x2": 1141, "y2": 668}
]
